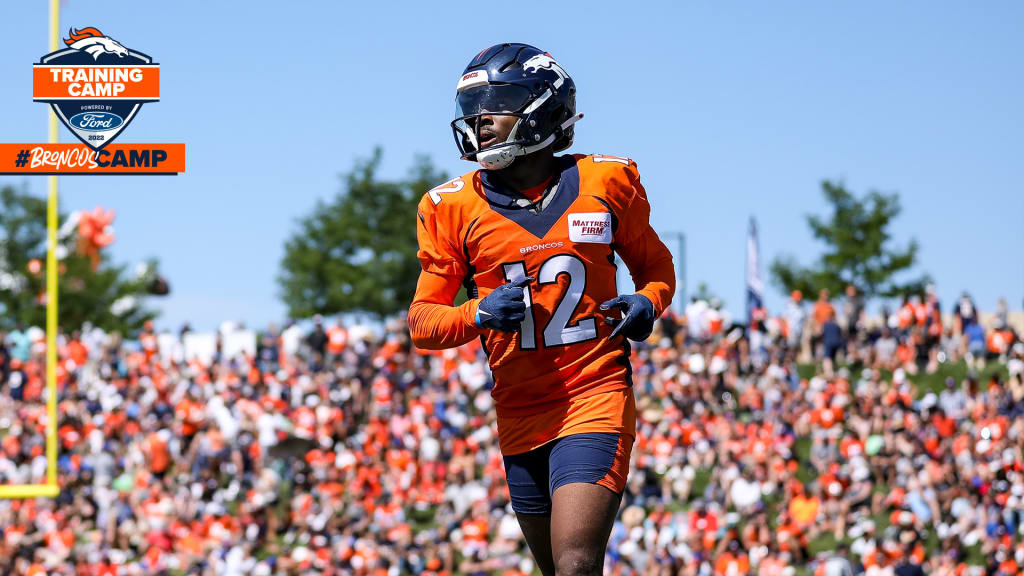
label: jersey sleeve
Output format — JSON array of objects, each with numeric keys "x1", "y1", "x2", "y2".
[
  {"x1": 416, "y1": 193, "x2": 468, "y2": 278},
  {"x1": 605, "y1": 159, "x2": 676, "y2": 315},
  {"x1": 408, "y1": 270, "x2": 480, "y2": 350},
  {"x1": 408, "y1": 192, "x2": 480, "y2": 350}
]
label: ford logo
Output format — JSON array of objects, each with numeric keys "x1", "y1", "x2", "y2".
[{"x1": 69, "y1": 112, "x2": 124, "y2": 132}]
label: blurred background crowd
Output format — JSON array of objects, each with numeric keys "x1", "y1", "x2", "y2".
[{"x1": 0, "y1": 286, "x2": 1022, "y2": 576}]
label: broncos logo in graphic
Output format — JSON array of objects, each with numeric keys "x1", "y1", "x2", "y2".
[
  {"x1": 523, "y1": 53, "x2": 569, "y2": 88},
  {"x1": 63, "y1": 27, "x2": 129, "y2": 60}
]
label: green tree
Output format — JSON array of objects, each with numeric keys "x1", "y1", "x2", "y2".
[
  {"x1": 278, "y1": 148, "x2": 447, "y2": 318},
  {"x1": 770, "y1": 180, "x2": 929, "y2": 300},
  {"x1": 0, "y1": 185, "x2": 165, "y2": 334},
  {"x1": 692, "y1": 282, "x2": 722, "y2": 305}
]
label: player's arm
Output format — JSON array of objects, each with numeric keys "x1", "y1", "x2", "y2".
[
  {"x1": 408, "y1": 270, "x2": 481, "y2": 350},
  {"x1": 407, "y1": 195, "x2": 531, "y2": 349},
  {"x1": 615, "y1": 218, "x2": 675, "y2": 316},
  {"x1": 601, "y1": 161, "x2": 675, "y2": 340},
  {"x1": 407, "y1": 197, "x2": 480, "y2": 350},
  {"x1": 409, "y1": 271, "x2": 533, "y2": 349}
]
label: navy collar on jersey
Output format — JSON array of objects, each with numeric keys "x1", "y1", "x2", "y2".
[{"x1": 479, "y1": 155, "x2": 580, "y2": 240}]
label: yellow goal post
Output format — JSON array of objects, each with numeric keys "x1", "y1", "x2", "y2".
[{"x1": 1, "y1": 0, "x2": 61, "y2": 500}]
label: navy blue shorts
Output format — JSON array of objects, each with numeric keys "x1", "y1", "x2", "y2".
[{"x1": 502, "y1": 432, "x2": 632, "y2": 515}]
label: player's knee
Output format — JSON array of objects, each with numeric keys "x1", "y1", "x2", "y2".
[{"x1": 554, "y1": 546, "x2": 603, "y2": 576}]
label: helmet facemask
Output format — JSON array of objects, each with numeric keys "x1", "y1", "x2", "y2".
[
  {"x1": 451, "y1": 100, "x2": 582, "y2": 170},
  {"x1": 451, "y1": 83, "x2": 533, "y2": 170}
]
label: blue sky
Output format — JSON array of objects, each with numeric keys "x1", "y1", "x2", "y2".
[{"x1": 2, "y1": 2, "x2": 1021, "y2": 330}]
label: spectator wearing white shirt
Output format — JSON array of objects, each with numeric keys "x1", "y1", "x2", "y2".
[{"x1": 786, "y1": 290, "x2": 807, "y2": 351}]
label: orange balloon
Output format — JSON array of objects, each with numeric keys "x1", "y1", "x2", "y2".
[
  {"x1": 94, "y1": 208, "x2": 114, "y2": 228},
  {"x1": 94, "y1": 232, "x2": 115, "y2": 247},
  {"x1": 78, "y1": 216, "x2": 95, "y2": 238}
]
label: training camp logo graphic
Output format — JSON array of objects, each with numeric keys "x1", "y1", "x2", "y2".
[{"x1": 33, "y1": 27, "x2": 160, "y2": 150}]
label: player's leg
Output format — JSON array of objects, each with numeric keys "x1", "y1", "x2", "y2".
[
  {"x1": 550, "y1": 482, "x2": 621, "y2": 576},
  {"x1": 547, "y1": 433, "x2": 632, "y2": 576},
  {"x1": 516, "y1": 513, "x2": 555, "y2": 576},
  {"x1": 503, "y1": 444, "x2": 557, "y2": 576}
]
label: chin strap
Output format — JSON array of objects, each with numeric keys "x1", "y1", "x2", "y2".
[{"x1": 519, "y1": 113, "x2": 584, "y2": 156}]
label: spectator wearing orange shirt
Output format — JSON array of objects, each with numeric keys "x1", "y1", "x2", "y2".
[
  {"x1": 141, "y1": 430, "x2": 171, "y2": 478},
  {"x1": 66, "y1": 330, "x2": 89, "y2": 369},
  {"x1": 326, "y1": 320, "x2": 349, "y2": 365},
  {"x1": 811, "y1": 289, "x2": 834, "y2": 360},
  {"x1": 788, "y1": 482, "x2": 822, "y2": 540},
  {"x1": 714, "y1": 540, "x2": 751, "y2": 575},
  {"x1": 139, "y1": 320, "x2": 158, "y2": 363},
  {"x1": 174, "y1": 387, "x2": 205, "y2": 450}
]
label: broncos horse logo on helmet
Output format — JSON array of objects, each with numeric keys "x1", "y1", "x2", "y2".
[
  {"x1": 63, "y1": 27, "x2": 129, "y2": 60},
  {"x1": 522, "y1": 53, "x2": 569, "y2": 86},
  {"x1": 452, "y1": 43, "x2": 583, "y2": 170}
]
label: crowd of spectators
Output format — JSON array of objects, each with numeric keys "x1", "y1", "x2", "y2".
[{"x1": 0, "y1": 285, "x2": 1021, "y2": 575}]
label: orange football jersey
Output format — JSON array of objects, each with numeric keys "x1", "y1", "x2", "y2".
[{"x1": 410, "y1": 153, "x2": 674, "y2": 453}]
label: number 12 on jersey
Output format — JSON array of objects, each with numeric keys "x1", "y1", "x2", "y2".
[{"x1": 501, "y1": 255, "x2": 598, "y2": 349}]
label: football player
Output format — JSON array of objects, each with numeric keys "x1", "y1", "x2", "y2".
[{"x1": 408, "y1": 43, "x2": 675, "y2": 575}]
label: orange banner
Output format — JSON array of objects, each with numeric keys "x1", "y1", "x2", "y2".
[
  {"x1": 33, "y1": 65, "x2": 160, "y2": 100},
  {"x1": 0, "y1": 143, "x2": 184, "y2": 174}
]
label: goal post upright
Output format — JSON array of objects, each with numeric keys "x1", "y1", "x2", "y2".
[
  {"x1": 2, "y1": 0, "x2": 63, "y2": 501},
  {"x1": 45, "y1": 0, "x2": 60, "y2": 495}
]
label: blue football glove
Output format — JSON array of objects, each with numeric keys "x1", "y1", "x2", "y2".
[
  {"x1": 600, "y1": 293, "x2": 656, "y2": 341},
  {"x1": 475, "y1": 276, "x2": 534, "y2": 332}
]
